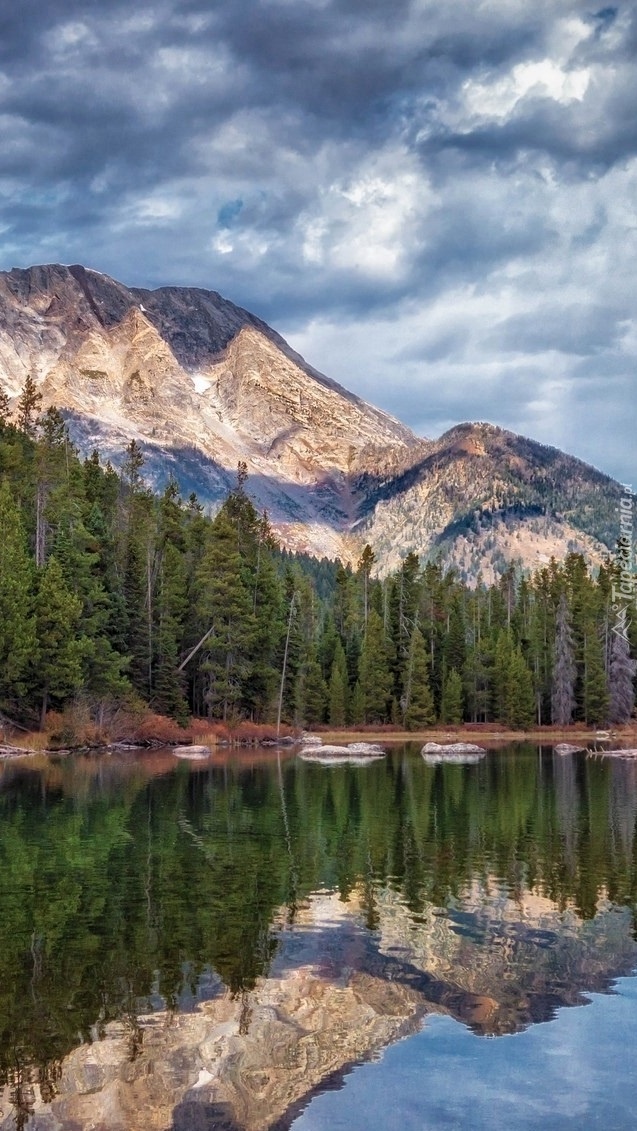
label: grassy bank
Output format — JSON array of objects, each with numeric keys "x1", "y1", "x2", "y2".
[{"x1": 2, "y1": 708, "x2": 636, "y2": 758}]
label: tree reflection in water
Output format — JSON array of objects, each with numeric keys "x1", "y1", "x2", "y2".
[{"x1": 0, "y1": 744, "x2": 634, "y2": 1129}]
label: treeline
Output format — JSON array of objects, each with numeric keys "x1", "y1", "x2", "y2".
[{"x1": 0, "y1": 383, "x2": 635, "y2": 731}]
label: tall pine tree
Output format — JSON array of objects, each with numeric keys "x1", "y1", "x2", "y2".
[
  {"x1": 402, "y1": 628, "x2": 435, "y2": 730},
  {"x1": 0, "y1": 480, "x2": 36, "y2": 706},
  {"x1": 358, "y1": 609, "x2": 392, "y2": 723}
]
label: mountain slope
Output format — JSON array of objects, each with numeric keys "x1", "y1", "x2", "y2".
[
  {"x1": 354, "y1": 421, "x2": 621, "y2": 581},
  {"x1": 0, "y1": 263, "x2": 424, "y2": 559},
  {"x1": 0, "y1": 264, "x2": 622, "y2": 577}
]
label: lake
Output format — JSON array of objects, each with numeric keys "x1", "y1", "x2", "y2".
[{"x1": 0, "y1": 743, "x2": 635, "y2": 1130}]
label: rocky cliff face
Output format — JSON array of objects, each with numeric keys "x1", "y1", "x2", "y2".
[{"x1": 0, "y1": 264, "x2": 621, "y2": 577}]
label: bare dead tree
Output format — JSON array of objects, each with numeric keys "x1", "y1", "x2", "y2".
[
  {"x1": 608, "y1": 631, "x2": 636, "y2": 725},
  {"x1": 551, "y1": 593, "x2": 577, "y2": 725}
]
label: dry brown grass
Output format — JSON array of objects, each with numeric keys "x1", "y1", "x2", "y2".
[
  {"x1": 133, "y1": 713, "x2": 190, "y2": 744},
  {"x1": 229, "y1": 720, "x2": 295, "y2": 744},
  {"x1": 6, "y1": 731, "x2": 49, "y2": 752},
  {"x1": 188, "y1": 722, "x2": 231, "y2": 746}
]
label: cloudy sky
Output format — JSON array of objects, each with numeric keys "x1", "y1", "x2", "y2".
[{"x1": 1, "y1": 0, "x2": 635, "y2": 483}]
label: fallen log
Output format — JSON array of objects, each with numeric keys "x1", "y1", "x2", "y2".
[{"x1": 0, "y1": 744, "x2": 37, "y2": 758}]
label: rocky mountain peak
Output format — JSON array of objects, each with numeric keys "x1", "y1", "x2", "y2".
[{"x1": 0, "y1": 263, "x2": 622, "y2": 578}]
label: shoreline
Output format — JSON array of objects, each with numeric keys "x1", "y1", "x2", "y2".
[
  {"x1": 315, "y1": 726, "x2": 637, "y2": 745},
  {"x1": 2, "y1": 723, "x2": 636, "y2": 762}
]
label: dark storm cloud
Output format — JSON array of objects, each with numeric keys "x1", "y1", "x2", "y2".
[
  {"x1": 0, "y1": 0, "x2": 635, "y2": 481},
  {"x1": 424, "y1": 84, "x2": 637, "y2": 173},
  {"x1": 488, "y1": 303, "x2": 627, "y2": 356}
]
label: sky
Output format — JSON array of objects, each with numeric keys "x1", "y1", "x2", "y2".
[{"x1": 1, "y1": 0, "x2": 636, "y2": 484}]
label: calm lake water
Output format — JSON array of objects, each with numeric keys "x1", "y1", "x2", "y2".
[{"x1": 0, "y1": 743, "x2": 636, "y2": 1130}]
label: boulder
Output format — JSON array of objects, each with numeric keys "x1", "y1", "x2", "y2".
[
  {"x1": 347, "y1": 742, "x2": 386, "y2": 755},
  {"x1": 173, "y1": 745, "x2": 213, "y2": 759},
  {"x1": 299, "y1": 743, "x2": 385, "y2": 765},
  {"x1": 421, "y1": 741, "x2": 486, "y2": 764}
]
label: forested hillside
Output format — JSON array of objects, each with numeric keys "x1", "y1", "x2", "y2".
[{"x1": 0, "y1": 385, "x2": 634, "y2": 735}]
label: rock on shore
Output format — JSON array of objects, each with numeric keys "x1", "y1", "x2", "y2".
[
  {"x1": 299, "y1": 741, "x2": 386, "y2": 765},
  {"x1": 173, "y1": 745, "x2": 213, "y2": 759},
  {"x1": 421, "y1": 742, "x2": 486, "y2": 764}
]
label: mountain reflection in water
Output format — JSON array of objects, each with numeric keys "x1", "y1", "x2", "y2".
[{"x1": 0, "y1": 744, "x2": 635, "y2": 1130}]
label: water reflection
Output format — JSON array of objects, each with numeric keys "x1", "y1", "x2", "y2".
[{"x1": 0, "y1": 744, "x2": 634, "y2": 1129}]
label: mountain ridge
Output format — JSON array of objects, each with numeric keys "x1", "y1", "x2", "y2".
[{"x1": 0, "y1": 263, "x2": 621, "y2": 579}]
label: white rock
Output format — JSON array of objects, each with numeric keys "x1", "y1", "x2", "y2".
[
  {"x1": 554, "y1": 743, "x2": 585, "y2": 755},
  {"x1": 299, "y1": 743, "x2": 385, "y2": 765},
  {"x1": 347, "y1": 742, "x2": 386, "y2": 755},
  {"x1": 421, "y1": 741, "x2": 486, "y2": 764},
  {"x1": 173, "y1": 745, "x2": 212, "y2": 759}
]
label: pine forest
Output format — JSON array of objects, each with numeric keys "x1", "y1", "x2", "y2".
[{"x1": 0, "y1": 392, "x2": 635, "y2": 740}]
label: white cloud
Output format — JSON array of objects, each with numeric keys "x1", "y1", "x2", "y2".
[
  {"x1": 2, "y1": 0, "x2": 636, "y2": 486},
  {"x1": 462, "y1": 59, "x2": 590, "y2": 121},
  {"x1": 298, "y1": 147, "x2": 427, "y2": 281}
]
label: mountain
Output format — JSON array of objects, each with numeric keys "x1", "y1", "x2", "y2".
[
  {"x1": 354, "y1": 421, "x2": 621, "y2": 579},
  {"x1": 0, "y1": 263, "x2": 621, "y2": 579}
]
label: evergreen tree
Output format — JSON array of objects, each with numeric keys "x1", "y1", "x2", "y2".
[
  {"x1": 444, "y1": 598, "x2": 467, "y2": 676},
  {"x1": 122, "y1": 525, "x2": 150, "y2": 695},
  {"x1": 551, "y1": 593, "x2": 577, "y2": 726},
  {"x1": 357, "y1": 544, "x2": 376, "y2": 626},
  {"x1": 85, "y1": 501, "x2": 128, "y2": 658},
  {"x1": 463, "y1": 642, "x2": 492, "y2": 723},
  {"x1": 358, "y1": 609, "x2": 392, "y2": 723},
  {"x1": 295, "y1": 646, "x2": 327, "y2": 726},
  {"x1": 527, "y1": 575, "x2": 553, "y2": 726},
  {"x1": 441, "y1": 668, "x2": 463, "y2": 725},
  {"x1": 35, "y1": 407, "x2": 73, "y2": 565},
  {"x1": 120, "y1": 438, "x2": 145, "y2": 497},
  {"x1": 154, "y1": 541, "x2": 189, "y2": 721},
  {"x1": 333, "y1": 563, "x2": 357, "y2": 640},
  {"x1": 328, "y1": 660, "x2": 347, "y2": 726},
  {"x1": 16, "y1": 375, "x2": 43, "y2": 437},
  {"x1": 244, "y1": 513, "x2": 283, "y2": 721},
  {"x1": 318, "y1": 613, "x2": 339, "y2": 682},
  {"x1": 582, "y1": 625, "x2": 609, "y2": 726},
  {"x1": 0, "y1": 386, "x2": 11, "y2": 427},
  {"x1": 403, "y1": 628, "x2": 435, "y2": 730},
  {"x1": 350, "y1": 680, "x2": 365, "y2": 725},
  {"x1": 195, "y1": 507, "x2": 255, "y2": 720},
  {"x1": 53, "y1": 503, "x2": 129, "y2": 711},
  {"x1": 493, "y1": 630, "x2": 514, "y2": 722},
  {"x1": 0, "y1": 480, "x2": 36, "y2": 704},
  {"x1": 608, "y1": 632, "x2": 636, "y2": 725},
  {"x1": 507, "y1": 647, "x2": 536, "y2": 729},
  {"x1": 328, "y1": 639, "x2": 349, "y2": 726},
  {"x1": 149, "y1": 481, "x2": 188, "y2": 720},
  {"x1": 493, "y1": 631, "x2": 534, "y2": 727},
  {"x1": 119, "y1": 446, "x2": 154, "y2": 698},
  {"x1": 275, "y1": 571, "x2": 313, "y2": 725},
  {"x1": 34, "y1": 556, "x2": 85, "y2": 724}
]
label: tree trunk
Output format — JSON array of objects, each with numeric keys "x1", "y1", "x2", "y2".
[
  {"x1": 40, "y1": 687, "x2": 48, "y2": 731},
  {"x1": 277, "y1": 592, "x2": 297, "y2": 736}
]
